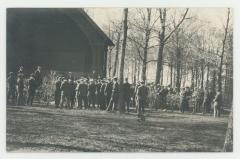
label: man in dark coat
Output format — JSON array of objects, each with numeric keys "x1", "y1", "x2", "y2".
[
  {"x1": 136, "y1": 81, "x2": 148, "y2": 118},
  {"x1": 193, "y1": 88, "x2": 204, "y2": 113},
  {"x1": 133, "y1": 82, "x2": 140, "y2": 109},
  {"x1": 95, "y1": 79, "x2": 102, "y2": 108},
  {"x1": 208, "y1": 90, "x2": 216, "y2": 113},
  {"x1": 75, "y1": 80, "x2": 81, "y2": 108},
  {"x1": 88, "y1": 79, "x2": 96, "y2": 109},
  {"x1": 104, "y1": 79, "x2": 113, "y2": 107},
  {"x1": 69, "y1": 78, "x2": 76, "y2": 109},
  {"x1": 99, "y1": 80, "x2": 107, "y2": 110},
  {"x1": 54, "y1": 76, "x2": 62, "y2": 108},
  {"x1": 161, "y1": 86, "x2": 169, "y2": 109},
  {"x1": 202, "y1": 88, "x2": 215, "y2": 114},
  {"x1": 17, "y1": 74, "x2": 25, "y2": 105},
  {"x1": 213, "y1": 91, "x2": 222, "y2": 118},
  {"x1": 106, "y1": 77, "x2": 119, "y2": 112},
  {"x1": 7, "y1": 72, "x2": 16, "y2": 104},
  {"x1": 180, "y1": 87, "x2": 191, "y2": 113},
  {"x1": 154, "y1": 85, "x2": 162, "y2": 109},
  {"x1": 17, "y1": 66, "x2": 24, "y2": 77},
  {"x1": 34, "y1": 66, "x2": 42, "y2": 89},
  {"x1": 76, "y1": 79, "x2": 88, "y2": 109},
  {"x1": 60, "y1": 78, "x2": 70, "y2": 108},
  {"x1": 67, "y1": 72, "x2": 74, "y2": 80},
  {"x1": 27, "y1": 73, "x2": 36, "y2": 106},
  {"x1": 122, "y1": 78, "x2": 131, "y2": 112}
]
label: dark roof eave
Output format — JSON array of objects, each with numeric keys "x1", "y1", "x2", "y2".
[
  {"x1": 107, "y1": 39, "x2": 115, "y2": 46},
  {"x1": 78, "y1": 9, "x2": 115, "y2": 47}
]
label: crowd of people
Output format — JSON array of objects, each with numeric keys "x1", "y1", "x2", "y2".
[
  {"x1": 7, "y1": 66, "x2": 42, "y2": 106},
  {"x1": 53, "y1": 75, "x2": 149, "y2": 119},
  {"x1": 7, "y1": 66, "x2": 223, "y2": 119}
]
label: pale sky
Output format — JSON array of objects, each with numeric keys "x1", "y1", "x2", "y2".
[
  {"x1": 87, "y1": 8, "x2": 230, "y2": 31},
  {"x1": 86, "y1": 8, "x2": 231, "y2": 83}
]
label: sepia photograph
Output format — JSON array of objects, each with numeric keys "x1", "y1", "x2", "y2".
[{"x1": 6, "y1": 7, "x2": 233, "y2": 152}]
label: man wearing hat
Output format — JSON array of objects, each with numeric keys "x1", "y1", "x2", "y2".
[
  {"x1": 17, "y1": 73, "x2": 25, "y2": 105},
  {"x1": 68, "y1": 72, "x2": 74, "y2": 81},
  {"x1": 69, "y1": 78, "x2": 76, "y2": 109},
  {"x1": 34, "y1": 66, "x2": 42, "y2": 89},
  {"x1": 104, "y1": 78, "x2": 113, "y2": 107},
  {"x1": 54, "y1": 76, "x2": 62, "y2": 108},
  {"x1": 99, "y1": 79, "x2": 107, "y2": 110},
  {"x1": 95, "y1": 79, "x2": 102, "y2": 108},
  {"x1": 27, "y1": 73, "x2": 36, "y2": 106},
  {"x1": 161, "y1": 86, "x2": 169, "y2": 109},
  {"x1": 106, "y1": 77, "x2": 119, "y2": 112},
  {"x1": 136, "y1": 80, "x2": 148, "y2": 119},
  {"x1": 75, "y1": 79, "x2": 81, "y2": 108},
  {"x1": 133, "y1": 81, "x2": 141, "y2": 108},
  {"x1": 77, "y1": 78, "x2": 89, "y2": 109},
  {"x1": 213, "y1": 91, "x2": 222, "y2": 118},
  {"x1": 60, "y1": 77, "x2": 70, "y2": 108},
  {"x1": 17, "y1": 66, "x2": 24, "y2": 77},
  {"x1": 88, "y1": 79, "x2": 96, "y2": 109},
  {"x1": 122, "y1": 78, "x2": 131, "y2": 112},
  {"x1": 180, "y1": 87, "x2": 191, "y2": 113},
  {"x1": 7, "y1": 72, "x2": 16, "y2": 104}
]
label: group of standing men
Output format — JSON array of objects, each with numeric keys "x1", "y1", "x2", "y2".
[
  {"x1": 7, "y1": 66, "x2": 42, "y2": 106},
  {"x1": 54, "y1": 74, "x2": 149, "y2": 117},
  {"x1": 7, "y1": 66, "x2": 222, "y2": 118},
  {"x1": 150, "y1": 84, "x2": 222, "y2": 118}
]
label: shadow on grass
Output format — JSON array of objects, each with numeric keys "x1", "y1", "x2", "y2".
[{"x1": 7, "y1": 141, "x2": 101, "y2": 152}]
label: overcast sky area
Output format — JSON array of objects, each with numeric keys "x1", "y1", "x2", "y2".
[
  {"x1": 86, "y1": 8, "x2": 230, "y2": 31},
  {"x1": 85, "y1": 8, "x2": 231, "y2": 83}
]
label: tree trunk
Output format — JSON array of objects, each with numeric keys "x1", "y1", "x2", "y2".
[
  {"x1": 195, "y1": 64, "x2": 199, "y2": 89},
  {"x1": 191, "y1": 66, "x2": 195, "y2": 90},
  {"x1": 141, "y1": 8, "x2": 151, "y2": 81},
  {"x1": 211, "y1": 70, "x2": 217, "y2": 92},
  {"x1": 176, "y1": 47, "x2": 181, "y2": 92},
  {"x1": 216, "y1": 8, "x2": 230, "y2": 117},
  {"x1": 174, "y1": 65, "x2": 178, "y2": 88},
  {"x1": 223, "y1": 108, "x2": 233, "y2": 152},
  {"x1": 118, "y1": 8, "x2": 128, "y2": 113},
  {"x1": 160, "y1": 65, "x2": 164, "y2": 85},
  {"x1": 180, "y1": 67, "x2": 183, "y2": 88},
  {"x1": 200, "y1": 59, "x2": 205, "y2": 89},
  {"x1": 155, "y1": 38, "x2": 165, "y2": 83},
  {"x1": 206, "y1": 63, "x2": 210, "y2": 89},
  {"x1": 112, "y1": 32, "x2": 121, "y2": 77},
  {"x1": 218, "y1": 8, "x2": 230, "y2": 93},
  {"x1": 166, "y1": 64, "x2": 170, "y2": 86},
  {"x1": 137, "y1": 60, "x2": 140, "y2": 82},
  {"x1": 170, "y1": 63, "x2": 173, "y2": 87},
  {"x1": 107, "y1": 47, "x2": 112, "y2": 78},
  {"x1": 155, "y1": 8, "x2": 188, "y2": 85},
  {"x1": 155, "y1": 9, "x2": 166, "y2": 84},
  {"x1": 133, "y1": 58, "x2": 137, "y2": 84}
]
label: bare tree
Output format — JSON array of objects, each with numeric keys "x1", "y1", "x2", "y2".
[
  {"x1": 155, "y1": 8, "x2": 189, "y2": 84},
  {"x1": 128, "y1": 8, "x2": 160, "y2": 82},
  {"x1": 140, "y1": 8, "x2": 152, "y2": 81},
  {"x1": 223, "y1": 108, "x2": 233, "y2": 152},
  {"x1": 218, "y1": 8, "x2": 230, "y2": 93},
  {"x1": 112, "y1": 24, "x2": 122, "y2": 77},
  {"x1": 118, "y1": 8, "x2": 128, "y2": 113}
]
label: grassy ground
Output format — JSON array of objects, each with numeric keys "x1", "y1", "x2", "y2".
[{"x1": 6, "y1": 104, "x2": 228, "y2": 152}]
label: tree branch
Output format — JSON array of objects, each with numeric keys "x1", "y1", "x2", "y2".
[{"x1": 164, "y1": 8, "x2": 189, "y2": 43}]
